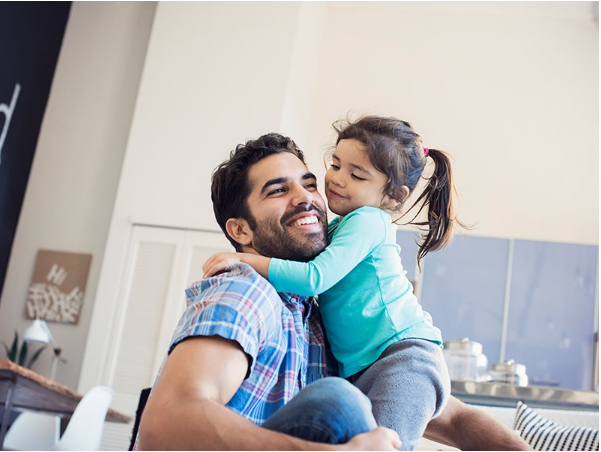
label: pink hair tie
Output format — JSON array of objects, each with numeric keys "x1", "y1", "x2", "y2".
[{"x1": 423, "y1": 147, "x2": 429, "y2": 157}]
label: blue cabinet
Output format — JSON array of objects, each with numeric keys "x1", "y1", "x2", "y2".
[
  {"x1": 418, "y1": 235, "x2": 509, "y2": 366},
  {"x1": 398, "y1": 232, "x2": 599, "y2": 391},
  {"x1": 505, "y1": 240, "x2": 598, "y2": 390}
]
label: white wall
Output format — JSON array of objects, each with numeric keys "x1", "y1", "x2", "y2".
[
  {"x1": 88, "y1": 1, "x2": 598, "y2": 242},
  {"x1": 303, "y1": 1, "x2": 599, "y2": 244},
  {"x1": 0, "y1": 2, "x2": 156, "y2": 389},
  {"x1": 121, "y1": 1, "x2": 309, "y2": 230}
]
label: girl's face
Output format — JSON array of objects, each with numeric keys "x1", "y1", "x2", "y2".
[{"x1": 325, "y1": 138, "x2": 393, "y2": 217}]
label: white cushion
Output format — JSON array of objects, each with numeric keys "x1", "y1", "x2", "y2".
[{"x1": 514, "y1": 401, "x2": 599, "y2": 451}]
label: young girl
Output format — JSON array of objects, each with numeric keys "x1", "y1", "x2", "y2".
[{"x1": 203, "y1": 116, "x2": 459, "y2": 450}]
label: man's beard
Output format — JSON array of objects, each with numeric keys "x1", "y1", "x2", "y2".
[{"x1": 250, "y1": 204, "x2": 328, "y2": 262}]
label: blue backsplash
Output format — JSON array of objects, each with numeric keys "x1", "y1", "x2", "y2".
[{"x1": 396, "y1": 230, "x2": 598, "y2": 391}]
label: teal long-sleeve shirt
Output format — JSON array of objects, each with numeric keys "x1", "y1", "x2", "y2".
[{"x1": 268, "y1": 206, "x2": 442, "y2": 377}]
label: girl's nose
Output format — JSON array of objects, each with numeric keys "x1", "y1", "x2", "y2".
[{"x1": 330, "y1": 172, "x2": 345, "y2": 187}]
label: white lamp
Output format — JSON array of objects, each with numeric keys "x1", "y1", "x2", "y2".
[{"x1": 22, "y1": 319, "x2": 64, "y2": 381}]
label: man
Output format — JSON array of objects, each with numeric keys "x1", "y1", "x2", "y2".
[{"x1": 137, "y1": 133, "x2": 531, "y2": 450}]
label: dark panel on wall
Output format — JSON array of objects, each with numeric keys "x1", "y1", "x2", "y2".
[
  {"x1": 505, "y1": 240, "x2": 598, "y2": 390},
  {"x1": 0, "y1": 2, "x2": 71, "y2": 301},
  {"x1": 419, "y1": 235, "x2": 510, "y2": 366},
  {"x1": 410, "y1": 231, "x2": 599, "y2": 391}
]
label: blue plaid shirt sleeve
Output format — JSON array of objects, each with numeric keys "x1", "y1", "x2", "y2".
[{"x1": 169, "y1": 265, "x2": 281, "y2": 374}]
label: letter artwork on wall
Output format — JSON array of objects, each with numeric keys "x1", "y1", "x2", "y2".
[{"x1": 25, "y1": 250, "x2": 92, "y2": 325}]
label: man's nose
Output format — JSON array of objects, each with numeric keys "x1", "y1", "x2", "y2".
[{"x1": 290, "y1": 183, "x2": 314, "y2": 206}]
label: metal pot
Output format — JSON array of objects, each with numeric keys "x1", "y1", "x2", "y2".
[
  {"x1": 442, "y1": 338, "x2": 489, "y2": 382},
  {"x1": 485, "y1": 360, "x2": 529, "y2": 386}
]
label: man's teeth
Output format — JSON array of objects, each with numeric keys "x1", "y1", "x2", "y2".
[{"x1": 291, "y1": 216, "x2": 318, "y2": 227}]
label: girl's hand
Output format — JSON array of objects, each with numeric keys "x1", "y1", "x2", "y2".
[{"x1": 203, "y1": 252, "x2": 241, "y2": 278}]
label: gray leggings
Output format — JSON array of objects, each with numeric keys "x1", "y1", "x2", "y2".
[{"x1": 348, "y1": 339, "x2": 450, "y2": 451}]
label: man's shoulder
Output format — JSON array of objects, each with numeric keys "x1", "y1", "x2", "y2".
[
  {"x1": 169, "y1": 264, "x2": 285, "y2": 366},
  {"x1": 185, "y1": 263, "x2": 283, "y2": 312}
]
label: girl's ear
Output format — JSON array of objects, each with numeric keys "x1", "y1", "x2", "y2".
[
  {"x1": 382, "y1": 185, "x2": 410, "y2": 210},
  {"x1": 225, "y1": 218, "x2": 253, "y2": 246},
  {"x1": 381, "y1": 196, "x2": 400, "y2": 211},
  {"x1": 398, "y1": 185, "x2": 410, "y2": 203}
]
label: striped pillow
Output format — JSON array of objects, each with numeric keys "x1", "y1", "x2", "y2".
[{"x1": 514, "y1": 401, "x2": 599, "y2": 451}]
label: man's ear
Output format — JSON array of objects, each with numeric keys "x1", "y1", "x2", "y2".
[{"x1": 225, "y1": 218, "x2": 253, "y2": 247}]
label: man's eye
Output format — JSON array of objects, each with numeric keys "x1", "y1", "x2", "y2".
[
  {"x1": 305, "y1": 183, "x2": 318, "y2": 190},
  {"x1": 330, "y1": 164, "x2": 340, "y2": 170},
  {"x1": 267, "y1": 188, "x2": 286, "y2": 196}
]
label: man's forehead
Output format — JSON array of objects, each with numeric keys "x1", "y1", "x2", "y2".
[{"x1": 248, "y1": 152, "x2": 310, "y2": 191}]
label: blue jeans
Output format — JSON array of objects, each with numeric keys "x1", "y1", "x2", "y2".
[{"x1": 262, "y1": 377, "x2": 377, "y2": 444}]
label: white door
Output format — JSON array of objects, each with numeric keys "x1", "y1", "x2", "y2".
[{"x1": 100, "y1": 225, "x2": 232, "y2": 450}]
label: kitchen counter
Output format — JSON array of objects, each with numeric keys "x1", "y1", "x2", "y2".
[{"x1": 451, "y1": 380, "x2": 599, "y2": 411}]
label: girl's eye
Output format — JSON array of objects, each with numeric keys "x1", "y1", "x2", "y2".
[{"x1": 351, "y1": 174, "x2": 366, "y2": 181}]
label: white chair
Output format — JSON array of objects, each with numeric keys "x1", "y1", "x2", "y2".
[
  {"x1": 4, "y1": 385, "x2": 115, "y2": 451},
  {"x1": 3, "y1": 411, "x2": 61, "y2": 451},
  {"x1": 55, "y1": 385, "x2": 115, "y2": 451}
]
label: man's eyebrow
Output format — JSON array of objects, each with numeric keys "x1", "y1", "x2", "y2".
[
  {"x1": 260, "y1": 177, "x2": 287, "y2": 194},
  {"x1": 260, "y1": 173, "x2": 317, "y2": 195}
]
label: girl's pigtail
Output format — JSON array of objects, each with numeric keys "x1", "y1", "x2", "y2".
[{"x1": 406, "y1": 148, "x2": 458, "y2": 266}]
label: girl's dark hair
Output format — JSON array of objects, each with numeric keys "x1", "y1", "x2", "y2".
[
  {"x1": 333, "y1": 115, "x2": 464, "y2": 265},
  {"x1": 211, "y1": 133, "x2": 305, "y2": 251}
]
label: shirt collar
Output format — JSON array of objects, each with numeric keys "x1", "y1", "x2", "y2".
[{"x1": 280, "y1": 293, "x2": 315, "y2": 317}]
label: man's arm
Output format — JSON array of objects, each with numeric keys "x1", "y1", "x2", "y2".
[
  {"x1": 423, "y1": 396, "x2": 533, "y2": 451},
  {"x1": 138, "y1": 336, "x2": 399, "y2": 451}
]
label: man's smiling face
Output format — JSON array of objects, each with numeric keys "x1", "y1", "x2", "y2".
[{"x1": 244, "y1": 152, "x2": 328, "y2": 261}]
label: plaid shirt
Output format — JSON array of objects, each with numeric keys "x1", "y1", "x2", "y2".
[{"x1": 143, "y1": 263, "x2": 336, "y2": 432}]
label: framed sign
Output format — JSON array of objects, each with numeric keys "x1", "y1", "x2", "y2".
[{"x1": 25, "y1": 249, "x2": 92, "y2": 324}]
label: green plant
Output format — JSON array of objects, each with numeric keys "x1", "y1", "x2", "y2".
[{"x1": 2, "y1": 330, "x2": 48, "y2": 368}]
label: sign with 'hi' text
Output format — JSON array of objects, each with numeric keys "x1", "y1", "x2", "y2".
[{"x1": 25, "y1": 249, "x2": 92, "y2": 325}]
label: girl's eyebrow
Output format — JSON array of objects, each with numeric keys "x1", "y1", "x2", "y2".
[
  {"x1": 349, "y1": 163, "x2": 371, "y2": 174},
  {"x1": 332, "y1": 153, "x2": 371, "y2": 175}
]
